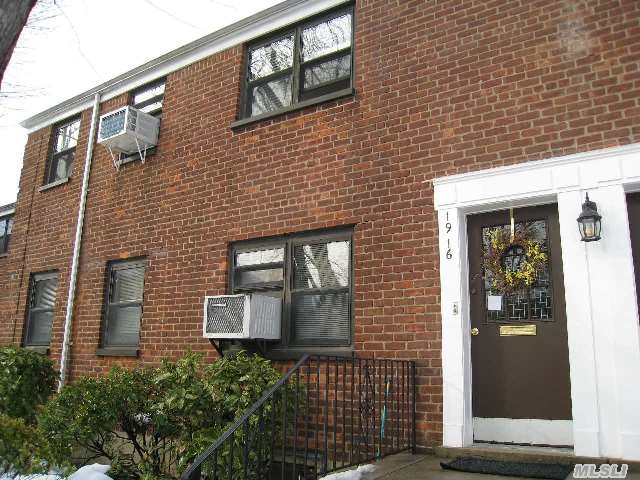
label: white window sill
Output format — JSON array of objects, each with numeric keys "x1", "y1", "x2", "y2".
[{"x1": 39, "y1": 177, "x2": 70, "y2": 192}]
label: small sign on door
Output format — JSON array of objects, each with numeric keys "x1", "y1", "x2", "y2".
[{"x1": 487, "y1": 295, "x2": 503, "y2": 311}]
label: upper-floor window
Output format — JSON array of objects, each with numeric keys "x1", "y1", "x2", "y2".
[
  {"x1": 101, "y1": 259, "x2": 146, "y2": 350},
  {"x1": 118, "y1": 80, "x2": 166, "y2": 164},
  {"x1": 131, "y1": 79, "x2": 165, "y2": 117},
  {"x1": 230, "y1": 228, "x2": 353, "y2": 349},
  {"x1": 241, "y1": 6, "x2": 353, "y2": 120},
  {"x1": 46, "y1": 116, "x2": 80, "y2": 185},
  {"x1": 24, "y1": 271, "x2": 58, "y2": 347},
  {"x1": 0, "y1": 211, "x2": 13, "y2": 255}
]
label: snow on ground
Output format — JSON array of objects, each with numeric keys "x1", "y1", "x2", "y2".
[
  {"x1": 1, "y1": 464, "x2": 112, "y2": 480},
  {"x1": 319, "y1": 463, "x2": 376, "y2": 480}
]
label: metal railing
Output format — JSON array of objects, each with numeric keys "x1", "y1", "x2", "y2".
[{"x1": 181, "y1": 355, "x2": 416, "y2": 480}]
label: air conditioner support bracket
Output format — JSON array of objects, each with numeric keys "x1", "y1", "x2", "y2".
[
  {"x1": 105, "y1": 146, "x2": 121, "y2": 171},
  {"x1": 208, "y1": 339, "x2": 224, "y2": 358},
  {"x1": 134, "y1": 138, "x2": 150, "y2": 164}
]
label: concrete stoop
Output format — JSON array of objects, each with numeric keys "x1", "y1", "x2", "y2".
[
  {"x1": 363, "y1": 448, "x2": 640, "y2": 480},
  {"x1": 435, "y1": 444, "x2": 640, "y2": 473}
]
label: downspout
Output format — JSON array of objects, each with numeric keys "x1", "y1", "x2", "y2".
[{"x1": 58, "y1": 92, "x2": 101, "y2": 391}]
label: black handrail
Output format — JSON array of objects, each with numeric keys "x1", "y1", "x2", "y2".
[{"x1": 181, "y1": 354, "x2": 416, "y2": 480}]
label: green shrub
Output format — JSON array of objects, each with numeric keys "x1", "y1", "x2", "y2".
[
  {"x1": 38, "y1": 351, "x2": 284, "y2": 480},
  {"x1": 0, "y1": 347, "x2": 57, "y2": 423},
  {"x1": 0, "y1": 414, "x2": 53, "y2": 475}
]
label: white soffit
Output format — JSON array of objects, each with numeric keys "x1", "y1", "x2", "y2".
[{"x1": 20, "y1": 0, "x2": 350, "y2": 133}]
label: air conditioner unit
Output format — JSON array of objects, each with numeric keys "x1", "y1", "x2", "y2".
[
  {"x1": 97, "y1": 106, "x2": 160, "y2": 166},
  {"x1": 203, "y1": 294, "x2": 281, "y2": 340}
]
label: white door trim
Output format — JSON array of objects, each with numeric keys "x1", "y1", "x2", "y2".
[{"x1": 433, "y1": 143, "x2": 640, "y2": 460}]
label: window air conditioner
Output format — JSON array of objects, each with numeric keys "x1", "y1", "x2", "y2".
[
  {"x1": 97, "y1": 106, "x2": 160, "y2": 166},
  {"x1": 203, "y1": 294, "x2": 281, "y2": 340}
]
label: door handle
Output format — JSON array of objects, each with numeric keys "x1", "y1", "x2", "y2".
[{"x1": 471, "y1": 328, "x2": 479, "y2": 336}]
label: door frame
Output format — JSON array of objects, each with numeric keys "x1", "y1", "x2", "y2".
[{"x1": 433, "y1": 143, "x2": 640, "y2": 460}]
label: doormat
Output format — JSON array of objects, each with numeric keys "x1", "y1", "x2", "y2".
[{"x1": 441, "y1": 457, "x2": 574, "y2": 480}]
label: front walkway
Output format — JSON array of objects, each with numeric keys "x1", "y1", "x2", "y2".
[{"x1": 369, "y1": 453, "x2": 640, "y2": 480}]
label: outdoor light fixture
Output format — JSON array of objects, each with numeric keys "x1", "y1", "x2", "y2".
[{"x1": 577, "y1": 193, "x2": 602, "y2": 242}]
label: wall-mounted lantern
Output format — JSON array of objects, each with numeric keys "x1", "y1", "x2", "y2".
[{"x1": 577, "y1": 193, "x2": 602, "y2": 242}]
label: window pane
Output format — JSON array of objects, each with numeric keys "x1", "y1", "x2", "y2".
[
  {"x1": 236, "y1": 248, "x2": 284, "y2": 266},
  {"x1": 33, "y1": 278, "x2": 58, "y2": 309},
  {"x1": 26, "y1": 311, "x2": 53, "y2": 345},
  {"x1": 106, "y1": 306, "x2": 141, "y2": 346},
  {"x1": 303, "y1": 54, "x2": 351, "y2": 89},
  {"x1": 482, "y1": 220, "x2": 552, "y2": 322},
  {"x1": 250, "y1": 75, "x2": 293, "y2": 116},
  {"x1": 6, "y1": 218, "x2": 12, "y2": 235},
  {"x1": 137, "y1": 101, "x2": 163, "y2": 114},
  {"x1": 51, "y1": 151, "x2": 74, "y2": 182},
  {"x1": 54, "y1": 119, "x2": 80, "y2": 153},
  {"x1": 134, "y1": 82, "x2": 165, "y2": 106},
  {"x1": 237, "y1": 268, "x2": 284, "y2": 286},
  {"x1": 302, "y1": 13, "x2": 352, "y2": 62},
  {"x1": 292, "y1": 291, "x2": 350, "y2": 343},
  {"x1": 294, "y1": 241, "x2": 350, "y2": 289},
  {"x1": 249, "y1": 35, "x2": 294, "y2": 80},
  {"x1": 112, "y1": 266, "x2": 145, "y2": 303},
  {"x1": 0, "y1": 227, "x2": 5, "y2": 254}
]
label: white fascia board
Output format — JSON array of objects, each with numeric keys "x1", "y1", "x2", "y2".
[{"x1": 21, "y1": 0, "x2": 350, "y2": 133}]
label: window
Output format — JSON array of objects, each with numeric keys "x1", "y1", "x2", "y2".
[
  {"x1": 241, "y1": 6, "x2": 353, "y2": 120},
  {"x1": 0, "y1": 213, "x2": 13, "y2": 255},
  {"x1": 102, "y1": 259, "x2": 145, "y2": 349},
  {"x1": 24, "y1": 272, "x2": 58, "y2": 347},
  {"x1": 131, "y1": 79, "x2": 166, "y2": 117},
  {"x1": 46, "y1": 117, "x2": 80, "y2": 184},
  {"x1": 230, "y1": 229, "x2": 353, "y2": 349},
  {"x1": 118, "y1": 79, "x2": 166, "y2": 164}
]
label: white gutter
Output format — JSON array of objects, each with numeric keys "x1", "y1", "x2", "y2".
[
  {"x1": 58, "y1": 92, "x2": 101, "y2": 391},
  {"x1": 20, "y1": 0, "x2": 349, "y2": 133}
]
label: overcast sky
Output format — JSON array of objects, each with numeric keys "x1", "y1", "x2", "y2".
[{"x1": 0, "y1": 0, "x2": 285, "y2": 206}]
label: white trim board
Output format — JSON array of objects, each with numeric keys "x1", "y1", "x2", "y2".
[
  {"x1": 434, "y1": 143, "x2": 640, "y2": 211},
  {"x1": 473, "y1": 418, "x2": 574, "y2": 447},
  {"x1": 20, "y1": 0, "x2": 350, "y2": 133},
  {"x1": 434, "y1": 143, "x2": 640, "y2": 461}
]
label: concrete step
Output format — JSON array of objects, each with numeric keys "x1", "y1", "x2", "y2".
[{"x1": 435, "y1": 444, "x2": 640, "y2": 473}]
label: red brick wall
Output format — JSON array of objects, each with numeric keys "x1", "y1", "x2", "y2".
[{"x1": 1, "y1": 0, "x2": 639, "y2": 449}]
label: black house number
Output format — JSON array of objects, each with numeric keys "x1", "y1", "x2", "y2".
[{"x1": 445, "y1": 212, "x2": 453, "y2": 260}]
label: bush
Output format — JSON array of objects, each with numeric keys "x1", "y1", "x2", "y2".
[
  {"x1": 38, "y1": 351, "x2": 283, "y2": 480},
  {"x1": 0, "y1": 414, "x2": 53, "y2": 476},
  {"x1": 0, "y1": 347, "x2": 57, "y2": 423}
]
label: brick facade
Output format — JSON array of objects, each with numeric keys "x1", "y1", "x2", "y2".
[{"x1": 1, "y1": 0, "x2": 639, "y2": 449}]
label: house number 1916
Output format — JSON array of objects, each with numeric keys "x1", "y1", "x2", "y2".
[{"x1": 445, "y1": 212, "x2": 453, "y2": 260}]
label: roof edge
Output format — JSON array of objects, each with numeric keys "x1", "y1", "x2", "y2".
[{"x1": 21, "y1": 0, "x2": 349, "y2": 132}]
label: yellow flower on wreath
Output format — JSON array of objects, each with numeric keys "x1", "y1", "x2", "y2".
[{"x1": 484, "y1": 228, "x2": 547, "y2": 294}]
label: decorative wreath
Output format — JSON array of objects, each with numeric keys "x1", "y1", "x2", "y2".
[{"x1": 482, "y1": 227, "x2": 547, "y2": 295}]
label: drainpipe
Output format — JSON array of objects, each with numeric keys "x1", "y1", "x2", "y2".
[{"x1": 58, "y1": 92, "x2": 101, "y2": 391}]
